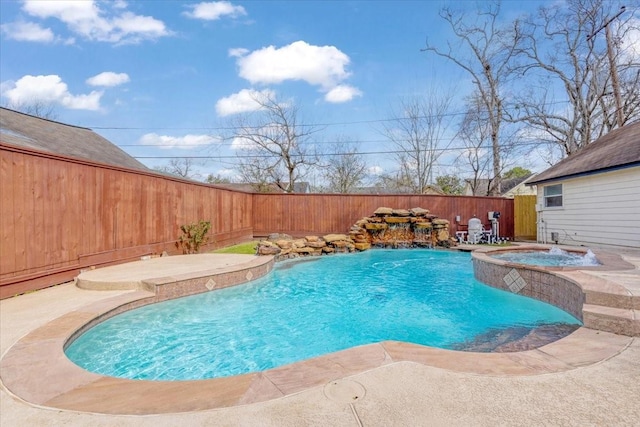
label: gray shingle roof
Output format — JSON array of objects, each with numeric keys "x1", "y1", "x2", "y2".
[
  {"x1": 0, "y1": 107, "x2": 148, "y2": 171},
  {"x1": 528, "y1": 121, "x2": 640, "y2": 185}
]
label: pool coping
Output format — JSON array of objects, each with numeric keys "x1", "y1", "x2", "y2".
[{"x1": 0, "y1": 249, "x2": 637, "y2": 415}]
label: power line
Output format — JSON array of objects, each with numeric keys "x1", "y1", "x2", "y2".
[
  {"x1": 86, "y1": 99, "x2": 574, "y2": 132},
  {"x1": 132, "y1": 139, "x2": 551, "y2": 160}
]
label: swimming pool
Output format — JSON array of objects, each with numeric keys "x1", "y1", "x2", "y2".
[{"x1": 65, "y1": 250, "x2": 581, "y2": 381}]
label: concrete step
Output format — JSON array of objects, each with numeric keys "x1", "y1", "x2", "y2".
[
  {"x1": 583, "y1": 289, "x2": 640, "y2": 310},
  {"x1": 582, "y1": 304, "x2": 639, "y2": 337}
]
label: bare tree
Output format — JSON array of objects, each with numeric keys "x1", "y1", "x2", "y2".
[
  {"x1": 373, "y1": 171, "x2": 414, "y2": 193},
  {"x1": 515, "y1": 0, "x2": 640, "y2": 155},
  {"x1": 423, "y1": 1, "x2": 522, "y2": 195},
  {"x1": 457, "y1": 93, "x2": 524, "y2": 195},
  {"x1": 229, "y1": 94, "x2": 321, "y2": 193},
  {"x1": 5, "y1": 99, "x2": 59, "y2": 120},
  {"x1": 236, "y1": 155, "x2": 281, "y2": 192},
  {"x1": 321, "y1": 138, "x2": 368, "y2": 193},
  {"x1": 381, "y1": 92, "x2": 454, "y2": 193},
  {"x1": 205, "y1": 174, "x2": 231, "y2": 184},
  {"x1": 154, "y1": 158, "x2": 200, "y2": 179},
  {"x1": 457, "y1": 95, "x2": 495, "y2": 195}
]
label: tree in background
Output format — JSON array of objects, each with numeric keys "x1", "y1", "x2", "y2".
[
  {"x1": 424, "y1": 1, "x2": 523, "y2": 195},
  {"x1": 321, "y1": 138, "x2": 368, "y2": 193},
  {"x1": 515, "y1": 0, "x2": 639, "y2": 156},
  {"x1": 5, "y1": 100, "x2": 58, "y2": 120},
  {"x1": 228, "y1": 93, "x2": 321, "y2": 193},
  {"x1": 381, "y1": 92, "x2": 454, "y2": 193},
  {"x1": 154, "y1": 158, "x2": 200, "y2": 180},
  {"x1": 503, "y1": 166, "x2": 532, "y2": 179},
  {"x1": 436, "y1": 175, "x2": 464, "y2": 195},
  {"x1": 205, "y1": 174, "x2": 231, "y2": 184}
]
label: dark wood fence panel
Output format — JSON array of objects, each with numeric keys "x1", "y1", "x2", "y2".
[
  {"x1": 1, "y1": 144, "x2": 253, "y2": 298},
  {"x1": 252, "y1": 194, "x2": 514, "y2": 238}
]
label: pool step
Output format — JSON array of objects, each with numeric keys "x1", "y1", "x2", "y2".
[
  {"x1": 583, "y1": 288, "x2": 639, "y2": 310},
  {"x1": 582, "y1": 304, "x2": 639, "y2": 337}
]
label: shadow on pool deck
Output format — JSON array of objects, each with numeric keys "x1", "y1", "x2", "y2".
[{"x1": 1, "y1": 250, "x2": 639, "y2": 424}]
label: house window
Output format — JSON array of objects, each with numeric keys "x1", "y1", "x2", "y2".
[{"x1": 544, "y1": 184, "x2": 563, "y2": 208}]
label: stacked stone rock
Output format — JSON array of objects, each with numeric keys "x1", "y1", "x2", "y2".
[
  {"x1": 256, "y1": 207, "x2": 453, "y2": 259},
  {"x1": 352, "y1": 207, "x2": 451, "y2": 248},
  {"x1": 257, "y1": 233, "x2": 356, "y2": 259}
]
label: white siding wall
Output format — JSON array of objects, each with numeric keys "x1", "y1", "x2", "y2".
[{"x1": 536, "y1": 167, "x2": 640, "y2": 248}]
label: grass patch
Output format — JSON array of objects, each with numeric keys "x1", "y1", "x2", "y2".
[{"x1": 212, "y1": 241, "x2": 259, "y2": 255}]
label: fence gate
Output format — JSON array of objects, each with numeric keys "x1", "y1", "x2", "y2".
[{"x1": 514, "y1": 195, "x2": 537, "y2": 241}]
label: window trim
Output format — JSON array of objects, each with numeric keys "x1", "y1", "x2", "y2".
[{"x1": 543, "y1": 183, "x2": 563, "y2": 208}]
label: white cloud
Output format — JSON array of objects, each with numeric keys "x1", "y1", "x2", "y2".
[
  {"x1": 236, "y1": 40, "x2": 350, "y2": 88},
  {"x1": 19, "y1": 0, "x2": 169, "y2": 44},
  {"x1": 324, "y1": 85, "x2": 362, "y2": 103},
  {"x1": 217, "y1": 168, "x2": 237, "y2": 178},
  {"x1": 86, "y1": 72, "x2": 130, "y2": 87},
  {"x1": 229, "y1": 124, "x2": 283, "y2": 150},
  {"x1": 621, "y1": 18, "x2": 640, "y2": 62},
  {"x1": 184, "y1": 1, "x2": 247, "y2": 21},
  {"x1": 139, "y1": 133, "x2": 217, "y2": 150},
  {"x1": 215, "y1": 88, "x2": 274, "y2": 116},
  {"x1": 230, "y1": 135, "x2": 258, "y2": 150},
  {"x1": 228, "y1": 47, "x2": 249, "y2": 57},
  {"x1": 0, "y1": 21, "x2": 54, "y2": 42},
  {"x1": 368, "y1": 166, "x2": 384, "y2": 175},
  {"x1": 234, "y1": 40, "x2": 362, "y2": 102},
  {"x1": 2, "y1": 74, "x2": 102, "y2": 111}
]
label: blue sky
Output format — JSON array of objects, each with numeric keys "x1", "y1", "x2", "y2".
[{"x1": 1, "y1": 0, "x2": 560, "y2": 182}]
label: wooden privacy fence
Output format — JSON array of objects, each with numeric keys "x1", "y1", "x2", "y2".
[
  {"x1": 252, "y1": 193, "x2": 514, "y2": 239},
  {"x1": 0, "y1": 144, "x2": 253, "y2": 298},
  {"x1": 514, "y1": 195, "x2": 537, "y2": 241},
  {"x1": 1, "y1": 143, "x2": 514, "y2": 298}
]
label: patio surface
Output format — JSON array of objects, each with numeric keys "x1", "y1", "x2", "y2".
[{"x1": 1, "y1": 250, "x2": 640, "y2": 426}]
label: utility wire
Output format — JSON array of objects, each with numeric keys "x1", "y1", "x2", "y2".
[{"x1": 86, "y1": 99, "x2": 574, "y2": 131}]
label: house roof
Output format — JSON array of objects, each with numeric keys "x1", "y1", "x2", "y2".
[
  {"x1": 0, "y1": 107, "x2": 148, "y2": 171},
  {"x1": 464, "y1": 175, "x2": 531, "y2": 196},
  {"x1": 528, "y1": 121, "x2": 640, "y2": 185}
]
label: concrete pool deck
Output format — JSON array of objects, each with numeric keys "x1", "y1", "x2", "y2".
[{"x1": 1, "y1": 250, "x2": 640, "y2": 426}]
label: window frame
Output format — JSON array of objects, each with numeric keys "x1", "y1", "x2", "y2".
[{"x1": 543, "y1": 183, "x2": 563, "y2": 208}]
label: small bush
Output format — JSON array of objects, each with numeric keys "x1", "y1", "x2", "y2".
[{"x1": 176, "y1": 220, "x2": 212, "y2": 254}]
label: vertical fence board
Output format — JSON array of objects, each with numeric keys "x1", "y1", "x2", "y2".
[
  {"x1": 1, "y1": 152, "x2": 16, "y2": 276},
  {"x1": 12, "y1": 153, "x2": 27, "y2": 274},
  {"x1": 514, "y1": 195, "x2": 537, "y2": 241}
]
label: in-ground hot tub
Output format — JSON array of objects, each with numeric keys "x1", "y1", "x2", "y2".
[
  {"x1": 489, "y1": 246, "x2": 600, "y2": 267},
  {"x1": 470, "y1": 245, "x2": 637, "y2": 334}
]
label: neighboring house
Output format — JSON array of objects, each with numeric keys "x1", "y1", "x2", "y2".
[
  {"x1": 501, "y1": 175, "x2": 537, "y2": 199},
  {"x1": 527, "y1": 121, "x2": 640, "y2": 248},
  {"x1": 464, "y1": 175, "x2": 535, "y2": 197},
  {"x1": 0, "y1": 107, "x2": 148, "y2": 171}
]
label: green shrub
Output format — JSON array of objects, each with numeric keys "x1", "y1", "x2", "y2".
[{"x1": 176, "y1": 220, "x2": 212, "y2": 254}]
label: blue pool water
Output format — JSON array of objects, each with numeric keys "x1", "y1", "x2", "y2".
[
  {"x1": 66, "y1": 250, "x2": 581, "y2": 381},
  {"x1": 491, "y1": 247, "x2": 600, "y2": 267}
]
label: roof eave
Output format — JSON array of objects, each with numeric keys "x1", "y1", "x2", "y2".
[{"x1": 527, "y1": 161, "x2": 640, "y2": 186}]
